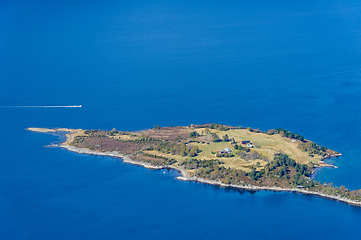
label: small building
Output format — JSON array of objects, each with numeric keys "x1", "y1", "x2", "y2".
[
  {"x1": 296, "y1": 185, "x2": 304, "y2": 188},
  {"x1": 246, "y1": 143, "x2": 253, "y2": 148},
  {"x1": 218, "y1": 148, "x2": 231, "y2": 154},
  {"x1": 319, "y1": 161, "x2": 325, "y2": 164},
  {"x1": 241, "y1": 141, "x2": 251, "y2": 144}
]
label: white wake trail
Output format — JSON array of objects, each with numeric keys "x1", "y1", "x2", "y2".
[{"x1": 1, "y1": 105, "x2": 82, "y2": 108}]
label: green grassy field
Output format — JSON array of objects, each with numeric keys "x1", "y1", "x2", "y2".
[{"x1": 142, "y1": 127, "x2": 323, "y2": 172}]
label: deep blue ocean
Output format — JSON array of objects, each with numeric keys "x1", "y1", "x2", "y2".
[{"x1": 1, "y1": 0, "x2": 361, "y2": 239}]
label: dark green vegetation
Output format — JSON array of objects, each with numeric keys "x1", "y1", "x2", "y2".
[
  {"x1": 267, "y1": 128, "x2": 305, "y2": 141},
  {"x1": 298, "y1": 141, "x2": 328, "y2": 157},
  {"x1": 63, "y1": 124, "x2": 360, "y2": 203},
  {"x1": 248, "y1": 153, "x2": 311, "y2": 182},
  {"x1": 180, "y1": 154, "x2": 361, "y2": 202},
  {"x1": 180, "y1": 159, "x2": 250, "y2": 185}
]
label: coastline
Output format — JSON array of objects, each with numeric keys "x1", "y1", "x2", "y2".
[
  {"x1": 28, "y1": 127, "x2": 361, "y2": 207},
  {"x1": 58, "y1": 145, "x2": 360, "y2": 208}
]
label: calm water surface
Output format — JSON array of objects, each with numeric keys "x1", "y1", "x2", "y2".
[{"x1": 1, "y1": 0, "x2": 361, "y2": 239}]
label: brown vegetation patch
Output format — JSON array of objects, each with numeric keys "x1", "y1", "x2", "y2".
[
  {"x1": 71, "y1": 134, "x2": 148, "y2": 155},
  {"x1": 139, "y1": 127, "x2": 193, "y2": 141}
]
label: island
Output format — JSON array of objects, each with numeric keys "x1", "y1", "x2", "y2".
[{"x1": 27, "y1": 124, "x2": 361, "y2": 206}]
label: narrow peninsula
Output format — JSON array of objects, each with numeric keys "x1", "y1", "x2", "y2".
[{"x1": 28, "y1": 124, "x2": 361, "y2": 206}]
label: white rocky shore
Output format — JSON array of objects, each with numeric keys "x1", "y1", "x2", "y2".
[
  {"x1": 176, "y1": 176, "x2": 361, "y2": 207},
  {"x1": 28, "y1": 127, "x2": 361, "y2": 208},
  {"x1": 56, "y1": 145, "x2": 361, "y2": 207}
]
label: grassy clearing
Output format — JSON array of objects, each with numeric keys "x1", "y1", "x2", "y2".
[
  {"x1": 142, "y1": 127, "x2": 322, "y2": 171},
  {"x1": 212, "y1": 128, "x2": 322, "y2": 164}
]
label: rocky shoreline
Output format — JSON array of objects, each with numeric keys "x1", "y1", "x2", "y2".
[
  {"x1": 29, "y1": 127, "x2": 361, "y2": 208},
  {"x1": 176, "y1": 176, "x2": 361, "y2": 207},
  {"x1": 56, "y1": 144, "x2": 361, "y2": 207}
]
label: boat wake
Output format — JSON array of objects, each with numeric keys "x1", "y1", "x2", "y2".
[{"x1": 1, "y1": 105, "x2": 82, "y2": 108}]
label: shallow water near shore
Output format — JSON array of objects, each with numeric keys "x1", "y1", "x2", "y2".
[{"x1": 2, "y1": 0, "x2": 361, "y2": 239}]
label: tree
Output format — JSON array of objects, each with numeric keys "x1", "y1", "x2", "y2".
[
  {"x1": 211, "y1": 133, "x2": 220, "y2": 142},
  {"x1": 189, "y1": 149, "x2": 197, "y2": 157},
  {"x1": 180, "y1": 151, "x2": 187, "y2": 157},
  {"x1": 267, "y1": 129, "x2": 276, "y2": 135},
  {"x1": 204, "y1": 128, "x2": 209, "y2": 134},
  {"x1": 279, "y1": 168, "x2": 285, "y2": 177},
  {"x1": 222, "y1": 134, "x2": 229, "y2": 142},
  {"x1": 193, "y1": 145, "x2": 201, "y2": 153},
  {"x1": 190, "y1": 131, "x2": 199, "y2": 138}
]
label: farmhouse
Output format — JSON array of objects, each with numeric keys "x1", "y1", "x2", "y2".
[
  {"x1": 241, "y1": 141, "x2": 253, "y2": 148},
  {"x1": 218, "y1": 148, "x2": 231, "y2": 154}
]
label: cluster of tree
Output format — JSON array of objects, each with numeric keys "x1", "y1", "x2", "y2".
[
  {"x1": 249, "y1": 154, "x2": 361, "y2": 201},
  {"x1": 239, "y1": 151, "x2": 268, "y2": 162},
  {"x1": 292, "y1": 173, "x2": 315, "y2": 187},
  {"x1": 267, "y1": 128, "x2": 305, "y2": 141},
  {"x1": 271, "y1": 153, "x2": 311, "y2": 176},
  {"x1": 147, "y1": 142, "x2": 201, "y2": 157},
  {"x1": 211, "y1": 133, "x2": 220, "y2": 142},
  {"x1": 72, "y1": 136, "x2": 86, "y2": 144},
  {"x1": 298, "y1": 142, "x2": 327, "y2": 157},
  {"x1": 94, "y1": 133, "x2": 106, "y2": 138},
  {"x1": 216, "y1": 152, "x2": 234, "y2": 158},
  {"x1": 180, "y1": 159, "x2": 248, "y2": 184},
  {"x1": 189, "y1": 131, "x2": 200, "y2": 138},
  {"x1": 177, "y1": 152, "x2": 361, "y2": 202},
  {"x1": 222, "y1": 134, "x2": 229, "y2": 142},
  {"x1": 180, "y1": 159, "x2": 224, "y2": 170},
  {"x1": 83, "y1": 131, "x2": 107, "y2": 138},
  {"x1": 107, "y1": 128, "x2": 118, "y2": 136},
  {"x1": 84, "y1": 130, "x2": 99, "y2": 134},
  {"x1": 318, "y1": 186, "x2": 361, "y2": 200},
  {"x1": 154, "y1": 125, "x2": 161, "y2": 129},
  {"x1": 197, "y1": 166, "x2": 247, "y2": 185},
  {"x1": 209, "y1": 124, "x2": 228, "y2": 131},
  {"x1": 116, "y1": 135, "x2": 161, "y2": 144},
  {"x1": 211, "y1": 133, "x2": 231, "y2": 142},
  {"x1": 245, "y1": 127, "x2": 262, "y2": 133},
  {"x1": 142, "y1": 153, "x2": 177, "y2": 165},
  {"x1": 234, "y1": 144, "x2": 249, "y2": 152},
  {"x1": 247, "y1": 153, "x2": 311, "y2": 182},
  {"x1": 247, "y1": 168, "x2": 263, "y2": 181},
  {"x1": 177, "y1": 153, "x2": 361, "y2": 201},
  {"x1": 136, "y1": 136, "x2": 160, "y2": 143},
  {"x1": 84, "y1": 129, "x2": 134, "y2": 137},
  {"x1": 306, "y1": 182, "x2": 361, "y2": 201}
]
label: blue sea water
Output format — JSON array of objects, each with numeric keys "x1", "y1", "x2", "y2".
[{"x1": 1, "y1": 0, "x2": 361, "y2": 239}]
